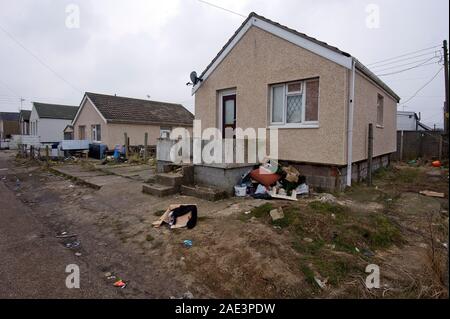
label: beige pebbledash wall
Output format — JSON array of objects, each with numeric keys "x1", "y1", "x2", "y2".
[
  {"x1": 73, "y1": 99, "x2": 192, "y2": 149},
  {"x1": 195, "y1": 26, "x2": 349, "y2": 165},
  {"x1": 352, "y1": 71, "x2": 397, "y2": 163},
  {"x1": 195, "y1": 26, "x2": 398, "y2": 166}
]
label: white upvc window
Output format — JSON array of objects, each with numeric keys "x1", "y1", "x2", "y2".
[
  {"x1": 91, "y1": 124, "x2": 101, "y2": 142},
  {"x1": 269, "y1": 79, "x2": 319, "y2": 128},
  {"x1": 376, "y1": 94, "x2": 384, "y2": 128}
]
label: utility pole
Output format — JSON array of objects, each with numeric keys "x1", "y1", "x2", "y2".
[{"x1": 443, "y1": 40, "x2": 449, "y2": 134}]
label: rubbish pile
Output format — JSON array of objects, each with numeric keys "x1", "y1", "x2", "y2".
[{"x1": 235, "y1": 159, "x2": 309, "y2": 200}]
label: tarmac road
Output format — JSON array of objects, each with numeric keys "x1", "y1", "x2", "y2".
[{"x1": 0, "y1": 151, "x2": 138, "y2": 298}]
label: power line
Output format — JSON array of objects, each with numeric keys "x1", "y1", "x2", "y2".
[
  {"x1": 377, "y1": 60, "x2": 440, "y2": 77},
  {"x1": 372, "y1": 56, "x2": 440, "y2": 72},
  {"x1": 370, "y1": 51, "x2": 440, "y2": 69},
  {"x1": 197, "y1": 0, "x2": 247, "y2": 18},
  {"x1": 400, "y1": 67, "x2": 443, "y2": 105},
  {"x1": 0, "y1": 23, "x2": 81, "y2": 94},
  {"x1": 367, "y1": 45, "x2": 441, "y2": 66}
]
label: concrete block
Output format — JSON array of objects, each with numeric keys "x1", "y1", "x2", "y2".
[
  {"x1": 180, "y1": 185, "x2": 228, "y2": 201},
  {"x1": 142, "y1": 183, "x2": 178, "y2": 197},
  {"x1": 156, "y1": 173, "x2": 183, "y2": 187}
]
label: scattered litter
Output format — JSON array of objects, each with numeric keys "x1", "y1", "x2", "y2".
[
  {"x1": 113, "y1": 279, "x2": 127, "y2": 288},
  {"x1": 269, "y1": 188, "x2": 297, "y2": 201},
  {"x1": 182, "y1": 291, "x2": 194, "y2": 299},
  {"x1": 331, "y1": 213, "x2": 336, "y2": 219},
  {"x1": 273, "y1": 225, "x2": 282, "y2": 230},
  {"x1": 419, "y1": 190, "x2": 445, "y2": 198},
  {"x1": 183, "y1": 240, "x2": 193, "y2": 248},
  {"x1": 269, "y1": 207, "x2": 284, "y2": 221},
  {"x1": 234, "y1": 184, "x2": 247, "y2": 197},
  {"x1": 432, "y1": 160, "x2": 442, "y2": 168},
  {"x1": 104, "y1": 272, "x2": 112, "y2": 277},
  {"x1": 75, "y1": 252, "x2": 82, "y2": 257},
  {"x1": 355, "y1": 247, "x2": 360, "y2": 253},
  {"x1": 152, "y1": 204, "x2": 198, "y2": 229},
  {"x1": 317, "y1": 193, "x2": 336, "y2": 203},
  {"x1": 314, "y1": 277, "x2": 327, "y2": 289},
  {"x1": 1, "y1": 176, "x2": 6, "y2": 180},
  {"x1": 244, "y1": 211, "x2": 251, "y2": 215},
  {"x1": 361, "y1": 248, "x2": 375, "y2": 257},
  {"x1": 282, "y1": 166, "x2": 300, "y2": 183},
  {"x1": 303, "y1": 238, "x2": 313, "y2": 243},
  {"x1": 170, "y1": 291, "x2": 194, "y2": 299},
  {"x1": 56, "y1": 233, "x2": 77, "y2": 239},
  {"x1": 295, "y1": 183, "x2": 309, "y2": 195},
  {"x1": 443, "y1": 243, "x2": 448, "y2": 249},
  {"x1": 249, "y1": 167, "x2": 281, "y2": 187},
  {"x1": 325, "y1": 244, "x2": 335, "y2": 250},
  {"x1": 254, "y1": 184, "x2": 268, "y2": 195},
  {"x1": 69, "y1": 184, "x2": 75, "y2": 188},
  {"x1": 65, "y1": 240, "x2": 80, "y2": 249}
]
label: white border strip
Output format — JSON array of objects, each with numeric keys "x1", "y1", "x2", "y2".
[{"x1": 192, "y1": 17, "x2": 353, "y2": 94}]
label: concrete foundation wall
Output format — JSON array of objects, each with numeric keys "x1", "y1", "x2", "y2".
[
  {"x1": 194, "y1": 164, "x2": 254, "y2": 195},
  {"x1": 192, "y1": 154, "x2": 392, "y2": 193}
]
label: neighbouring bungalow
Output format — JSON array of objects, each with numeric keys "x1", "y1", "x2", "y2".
[
  {"x1": 71, "y1": 92, "x2": 194, "y2": 149},
  {"x1": 19, "y1": 109, "x2": 31, "y2": 135},
  {"x1": 191, "y1": 12, "x2": 400, "y2": 191},
  {"x1": 0, "y1": 112, "x2": 19, "y2": 140},
  {"x1": 397, "y1": 111, "x2": 432, "y2": 131},
  {"x1": 30, "y1": 102, "x2": 79, "y2": 143}
]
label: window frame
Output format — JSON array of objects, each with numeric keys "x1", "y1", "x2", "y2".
[
  {"x1": 269, "y1": 79, "x2": 319, "y2": 129},
  {"x1": 91, "y1": 124, "x2": 101, "y2": 142},
  {"x1": 79, "y1": 125, "x2": 86, "y2": 140},
  {"x1": 376, "y1": 94, "x2": 384, "y2": 128}
]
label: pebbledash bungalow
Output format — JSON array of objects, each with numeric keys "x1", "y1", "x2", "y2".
[{"x1": 188, "y1": 12, "x2": 400, "y2": 192}]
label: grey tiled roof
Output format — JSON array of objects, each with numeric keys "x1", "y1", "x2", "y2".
[
  {"x1": 34, "y1": 102, "x2": 78, "y2": 120},
  {"x1": 86, "y1": 92, "x2": 194, "y2": 126}
]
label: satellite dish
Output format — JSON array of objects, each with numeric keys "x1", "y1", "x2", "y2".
[{"x1": 190, "y1": 71, "x2": 202, "y2": 86}]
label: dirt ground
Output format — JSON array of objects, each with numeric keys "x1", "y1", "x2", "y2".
[{"x1": 0, "y1": 150, "x2": 448, "y2": 298}]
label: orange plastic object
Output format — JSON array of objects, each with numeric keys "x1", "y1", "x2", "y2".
[
  {"x1": 432, "y1": 161, "x2": 441, "y2": 167},
  {"x1": 249, "y1": 168, "x2": 281, "y2": 186}
]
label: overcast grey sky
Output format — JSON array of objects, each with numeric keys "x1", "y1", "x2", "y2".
[{"x1": 0, "y1": 0, "x2": 448, "y2": 127}]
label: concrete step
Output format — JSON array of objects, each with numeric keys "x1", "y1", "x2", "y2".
[
  {"x1": 142, "y1": 183, "x2": 178, "y2": 197},
  {"x1": 180, "y1": 185, "x2": 229, "y2": 202},
  {"x1": 156, "y1": 173, "x2": 183, "y2": 187}
]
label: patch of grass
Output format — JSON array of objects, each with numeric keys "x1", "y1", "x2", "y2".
[
  {"x1": 238, "y1": 203, "x2": 273, "y2": 221},
  {"x1": 300, "y1": 263, "x2": 316, "y2": 286},
  {"x1": 271, "y1": 206, "x2": 307, "y2": 236},
  {"x1": 315, "y1": 257, "x2": 359, "y2": 286},
  {"x1": 308, "y1": 201, "x2": 347, "y2": 215},
  {"x1": 373, "y1": 167, "x2": 390, "y2": 179},
  {"x1": 396, "y1": 168, "x2": 420, "y2": 183},
  {"x1": 369, "y1": 215, "x2": 403, "y2": 249},
  {"x1": 146, "y1": 234, "x2": 154, "y2": 242},
  {"x1": 293, "y1": 238, "x2": 325, "y2": 255}
]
